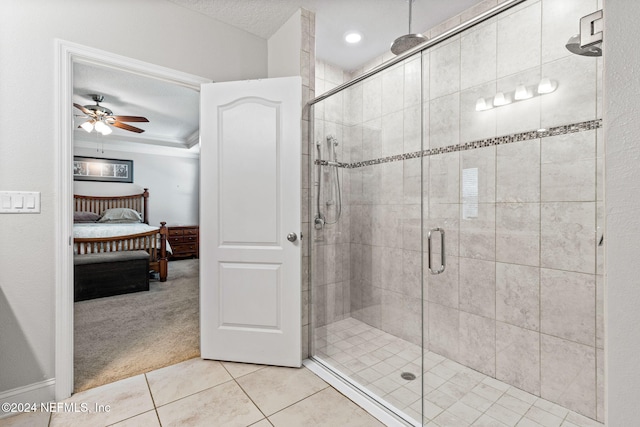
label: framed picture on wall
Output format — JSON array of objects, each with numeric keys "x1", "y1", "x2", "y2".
[{"x1": 73, "y1": 156, "x2": 134, "y2": 183}]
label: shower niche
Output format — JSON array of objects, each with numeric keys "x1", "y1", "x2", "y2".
[{"x1": 307, "y1": 0, "x2": 604, "y2": 426}]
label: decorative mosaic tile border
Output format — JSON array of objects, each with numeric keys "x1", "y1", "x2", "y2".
[
  {"x1": 314, "y1": 119, "x2": 602, "y2": 169},
  {"x1": 314, "y1": 160, "x2": 351, "y2": 167}
]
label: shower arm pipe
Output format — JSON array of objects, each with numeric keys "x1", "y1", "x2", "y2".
[{"x1": 306, "y1": 0, "x2": 526, "y2": 107}]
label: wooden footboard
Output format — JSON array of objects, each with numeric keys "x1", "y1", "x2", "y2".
[{"x1": 74, "y1": 222, "x2": 168, "y2": 281}]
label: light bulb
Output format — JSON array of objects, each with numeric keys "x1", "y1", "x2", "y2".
[
  {"x1": 94, "y1": 121, "x2": 112, "y2": 135},
  {"x1": 80, "y1": 120, "x2": 94, "y2": 133},
  {"x1": 475, "y1": 97, "x2": 491, "y2": 111},
  {"x1": 493, "y1": 92, "x2": 510, "y2": 106},
  {"x1": 514, "y1": 84, "x2": 532, "y2": 100},
  {"x1": 94, "y1": 121, "x2": 106, "y2": 132},
  {"x1": 538, "y1": 78, "x2": 556, "y2": 94}
]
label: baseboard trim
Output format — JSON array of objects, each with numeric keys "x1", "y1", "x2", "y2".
[
  {"x1": 303, "y1": 358, "x2": 418, "y2": 427},
  {"x1": 0, "y1": 379, "x2": 55, "y2": 419}
]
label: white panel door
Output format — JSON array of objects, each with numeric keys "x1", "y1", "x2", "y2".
[{"x1": 200, "y1": 77, "x2": 301, "y2": 367}]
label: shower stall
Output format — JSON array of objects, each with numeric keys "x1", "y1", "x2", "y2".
[{"x1": 307, "y1": 0, "x2": 604, "y2": 425}]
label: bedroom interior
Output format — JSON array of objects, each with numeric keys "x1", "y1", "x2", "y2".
[{"x1": 71, "y1": 62, "x2": 201, "y2": 392}]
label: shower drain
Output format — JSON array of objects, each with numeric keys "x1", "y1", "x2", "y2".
[{"x1": 400, "y1": 372, "x2": 416, "y2": 381}]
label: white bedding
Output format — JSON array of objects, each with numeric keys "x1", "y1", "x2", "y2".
[
  {"x1": 74, "y1": 222, "x2": 160, "y2": 238},
  {"x1": 73, "y1": 223, "x2": 172, "y2": 253}
]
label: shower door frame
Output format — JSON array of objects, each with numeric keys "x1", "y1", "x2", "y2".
[{"x1": 307, "y1": 0, "x2": 527, "y2": 106}]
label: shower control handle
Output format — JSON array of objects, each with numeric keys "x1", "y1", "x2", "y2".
[
  {"x1": 427, "y1": 228, "x2": 446, "y2": 275},
  {"x1": 287, "y1": 232, "x2": 298, "y2": 242}
]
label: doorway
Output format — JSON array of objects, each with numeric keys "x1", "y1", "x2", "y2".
[{"x1": 55, "y1": 39, "x2": 210, "y2": 399}]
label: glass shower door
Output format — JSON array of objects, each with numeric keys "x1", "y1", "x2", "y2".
[
  {"x1": 421, "y1": 1, "x2": 603, "y2": 424},
  {"x1": 310, "y1": 1, "x2": 603, "y2": 425},
  {"x1": 310, "y1": 54, "x2": 425, "y2": 426}
]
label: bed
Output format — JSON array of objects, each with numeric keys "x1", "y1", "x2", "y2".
[{"x1": 73, "y1": 188, "x2": 169, "y2": 282}]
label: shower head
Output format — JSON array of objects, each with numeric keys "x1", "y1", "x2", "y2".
[
  {"x1": 391, "y1": 0, "x2": 428, "y2": 55},
  {"x1": 391, "y1": 33, "x2": 429, "y2": 55},
  {"x1": 565, "y1": 34, "x2": 602, "y2": 57}
]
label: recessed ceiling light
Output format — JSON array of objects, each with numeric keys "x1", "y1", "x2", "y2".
[{"x1": 344, "y1": 31, "x2": 362, "y2": 44}]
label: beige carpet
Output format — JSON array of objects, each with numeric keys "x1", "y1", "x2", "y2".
[{"x1": 74, "y1": 259, "x2": 200, "y2": 393}]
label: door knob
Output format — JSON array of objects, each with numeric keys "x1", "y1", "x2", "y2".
[{"x1": 287, "y1": 232, "x2": 298, "y2": 242}]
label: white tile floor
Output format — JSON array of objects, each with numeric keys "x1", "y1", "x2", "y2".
[
  {"x1": 313, "y1": 318, "x2": 604, "y2": 427},
  {"x1": 0, "y1": 317, "x2": 605, "y2": 427},
  {"x1": 0, "y1": 359, "x2": 383, "y2": 427}
]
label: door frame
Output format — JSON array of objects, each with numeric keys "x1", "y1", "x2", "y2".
[{"x1": 54, "y1": 39, "x2": 210, "y2": 400}]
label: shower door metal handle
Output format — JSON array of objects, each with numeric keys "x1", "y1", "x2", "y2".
[{"x1": 427, "y1": 228, "x2": 446, "y2": 275}]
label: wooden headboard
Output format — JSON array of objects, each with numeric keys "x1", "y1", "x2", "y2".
[{"x1": 74, "y1": 188, "x2": 150, "y2": 224}]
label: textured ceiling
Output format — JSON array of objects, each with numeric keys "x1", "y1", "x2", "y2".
[
  {"x1": 168, "y1": 0, "x2": 483, "y2": 71},
  {"x1": 167, "y1": 0, "x2": 305, "y2": 39}
]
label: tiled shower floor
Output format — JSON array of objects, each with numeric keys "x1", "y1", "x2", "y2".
[{"x1": 314, "y1": 318, "x2": 603, "y2": 427}]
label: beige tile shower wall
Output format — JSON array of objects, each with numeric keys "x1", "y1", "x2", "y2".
[
  {"x1": 346, "y1": 56, "x2": 424, "y2": 347},
  {"x1": 301, "y1": 8, "x2": 315, "y2": 359},
  {"x1": 424, "y1": 0, "x2": 602, "y2": 421},
  {"x1": 339, "y1": 0, "x2": 603, "y2": 421},
  {"x1": 311, "y1": 59, "x2": 352, "y2": 331}
]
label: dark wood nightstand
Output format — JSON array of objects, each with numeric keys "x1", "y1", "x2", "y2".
[{"x1": 167, "y1": 225, "x2": 199, "y2": 259}]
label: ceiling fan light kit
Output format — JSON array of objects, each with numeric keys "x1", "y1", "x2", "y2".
[
  {"x1": 94, "y1": 120, "x2": 112, "y2": 135},
  {"x1": 79, "y1": 120, "x2": 95, "y2": 133},
  {"x1": 73, "y1": 94, "x2": 149, "y2": 135}
]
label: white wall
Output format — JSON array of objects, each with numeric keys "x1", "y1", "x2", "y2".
[
  {"x1": 268, "y1": 10, "x2": 302, "y2": 78},
  {"x1": 603, "y1": 0, "x2": 640, "y2": 424},
  {"x1": 73, "y1": 147, "x2": 200, "y2": 227},
  {"x1": 0, "y1": 0, "x2": 266, "y2": 402}
]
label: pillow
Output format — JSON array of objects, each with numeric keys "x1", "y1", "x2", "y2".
[
  {"x1": 98, "y1": 208, "x2": 143, "y2": 223},
  {"x1": 74, "y1": 211, "x2": 100, "y2": 223}
]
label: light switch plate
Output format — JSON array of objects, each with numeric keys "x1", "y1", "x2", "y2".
[{"x1": 0, "y1": 191, "x2": 41, "y2": 213}]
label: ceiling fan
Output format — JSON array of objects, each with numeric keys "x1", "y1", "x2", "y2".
[{"x1": 73, "y1": 94, "x2": 149, "y2": 135}]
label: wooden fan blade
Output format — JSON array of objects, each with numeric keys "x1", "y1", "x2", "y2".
[
  {"x1": 73, "y1": 103, "x2": 93, "y2": 115},
  {"x1": 111, "y1": 121, "x2": 145, "y2": 133},
  {"x1": 111, "y1": 115, "x2": 149, "y2": 122}
]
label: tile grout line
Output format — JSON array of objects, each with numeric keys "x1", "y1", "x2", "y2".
[
  {"x1": 143, "y1": 373, "x2": 163, "y2": 427},
  {"x1": 217, "y1": 362, "x2": 274, "y2": 424},
  {"x1": 538, "y1": 112, "x2": 543, "y2": 421},
  {"x1": 231, "y1": 372, "x2": 276, "y2": 423},
  {"x1": 145, "y1": 362, "x2": 244, "y2": 413},
  {"x1": 95, "y1": 374, "x2": 162, "y2": 427},
  {"x1": 261, "y1": 386, "x2": 331, "y2": 423},
  {"x1": 537, "y1": 15, "x2": 544, "y2": 416}
]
